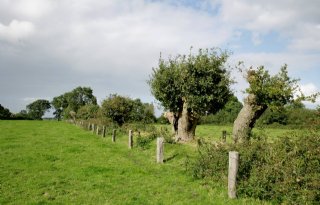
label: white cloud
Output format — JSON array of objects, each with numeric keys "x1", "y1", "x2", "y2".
[
  {"x1": 300, "y1": 83, "x2": 318, "y2": 96},
  {"x1": 219, "y1": 0, "x2": 320, "y2": 51},
  {"x1": 0, "y1": 20, "x2": 35, "y2": 43},
  {"x1": 13, "y1": 0, "x2": 55, "y2": 19}
]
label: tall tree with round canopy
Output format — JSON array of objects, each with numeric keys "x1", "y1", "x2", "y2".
[{"x1": 149, "y1": 48, "x2": 232, "y2": 141}]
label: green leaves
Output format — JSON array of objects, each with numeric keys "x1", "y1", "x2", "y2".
[
  {"x1": 26, "y1": 99, "x2": 51, "y2": 120},
  {"x1": 149, "y1": 48, "x2": 232, "y2": 116},
  {"x1": 51, "y1": 86, "x2": 97, "y2": 120},
  {"x1": 245, "y1": 65, "x2": 301, "y2": 110},
  {"x1": 101, "y1": 94, "x2": 155, "y2": 126}
]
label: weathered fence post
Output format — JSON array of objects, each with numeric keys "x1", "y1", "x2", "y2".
[
  {"x1": 92, "y1": 124, "x2": 95, "y2": 134},
  {"x1": 96, "y1": 126, "x2": 100, "y2": 135},
  {"x1": 112, "y1": 129, "x2": 116, "y2": 142},
  {"x1": 156, "y1": 137, "x2": 164, "y2": 163},
  {"x1": 102, "y1": 126, "x2": 106, "y2": 137},
  {"x1": 87, "y1": 123, "x2": 91, "y2": 130},
  {"x1": 128, "y1": 130, "x2": 133, "y2": 149},
  {"x1": 228, "y1": 151, "x2": 239, "y2": 199},
  {"x1": 222, "y1": 130, "x2": 227, "y2": 143}
]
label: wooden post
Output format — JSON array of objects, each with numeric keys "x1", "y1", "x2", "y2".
[
  {"x1": 156, "y1": 137, "x2": 164, "y2": 163},
  {"x1": 112, "y1": 129, "x2": 116, "y2": 142},
  {"x1": 128, "y1": 130, "x2": 133, "y2": 149},
  {"x1": 222, "y1": 130, "x2": 227, "y2": 143},
  {"x1": 228, "y1": 151, "x2": 239, "y2": 199},
  {"x1": 102, "y1": 126, "x2": 106, "y2": 137},
  {"x1": 87, "y1": 123, "x2": 91, "y2": 130},
  {"x1": 96, "y1": 126, "x2": 100, "y2": 135},
  {"x1": 92, "y1": 124, "x2": 95, "y2": 134}
]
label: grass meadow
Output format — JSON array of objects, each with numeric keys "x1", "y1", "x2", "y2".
[{"x1": 0, "y1": 120, "x2": 284, "y2": 204}]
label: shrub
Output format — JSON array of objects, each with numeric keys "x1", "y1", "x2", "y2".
[{"x1": 187, "y1": 132, "x2": 320, "y2": 204}]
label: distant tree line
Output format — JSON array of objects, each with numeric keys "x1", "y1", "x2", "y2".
[{"x1": 0, "y1": 86, "x2": 156, "y2": 125}]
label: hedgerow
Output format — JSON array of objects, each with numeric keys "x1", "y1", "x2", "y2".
[{"x1": 187, "y1": 132, "x2": 320, "y2": 204}]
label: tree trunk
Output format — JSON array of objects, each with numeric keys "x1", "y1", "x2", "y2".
[
  {"x1": 164, "y1": 102, "x2": 198, "y2": 142},
  {"x1": 232, "y1": 94, "x2": 267, "y2": 143},
  {"x1": 175, "y1": 101, "x2": 198, "y2": 142}
]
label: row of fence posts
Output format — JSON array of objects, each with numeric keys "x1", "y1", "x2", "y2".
[
  {"x1": 74, "y1": 121, "x2": 164, "y2": 163},
  {"x1": 75, "y1": 121, "x2": 237, "y2": 199}
]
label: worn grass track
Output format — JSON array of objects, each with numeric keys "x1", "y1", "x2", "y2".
[{"x1": 0, "y1": 121, "x2": 269, "y2": 204}]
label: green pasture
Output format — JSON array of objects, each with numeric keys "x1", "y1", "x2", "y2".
[{"x1": 0, "y1": 121, "x2": 275, "y2": 204}]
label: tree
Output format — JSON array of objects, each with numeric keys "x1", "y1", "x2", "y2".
[
  {"x1": 149, "y1": 48, "x2": 232, "y2": 141},
  {"x1": 232, "y1": 65, "x2": 318, "y2": 142},
  {"x1": 0, "y1": 104, "x2": 12, "y2": 119},
  {"x1": 76, "y1": 104, "x2": 100, "y2": 120},
  {"x1": 101, "y1": 94, "x2": 156, "y2": 126},
  {"x1": 200, "y1": 95, "x2": 243, "y2": 124},
  {"x1": 101, "y1": 94, "x2": 134, "y2": 126},
  {"x1": 51, "y1": 86, "x2": 97, "y2": 120},
  {"x1": 26, "y1": 99, "x2": 51, "y2": 120}
]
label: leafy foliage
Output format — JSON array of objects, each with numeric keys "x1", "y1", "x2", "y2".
[
  {"x1": 76, "y1": 104, "x2": 100, "y2": 120},
  {"x1": 101, "y1": 94, "x2": 155, "y2": 126},
  {"x1": 199, "y1": 95, "x2": 243, "y2": 124},
  {"x1": 52, "y1": 86, "x2": 97, "y2": 120},
  {"x1": 0, "y1": 104, "x2": 12, "y2": 119},
  {"x1": 244, "y1": 65, "x2": 317, "y2": 110},
  {"x1": 149, "y1": 48, "x2": 232, "y2": 115},
  {"x1": 188, "y1": 132, "x2": 320, "y2": 204},
  {"x1": 26, "y1": 99, "x2": 51, "y2": 120}
]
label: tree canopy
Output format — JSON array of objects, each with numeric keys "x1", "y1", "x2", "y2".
[
  {"x1": 52, "y1": 86, "x2": 97, "y2": 120},
  {"x1": 101, "y1": 94, "x2": 155, "y2": 126},
  {"x1": 0, "y1": 104, "x2": 12, "y2": 119},
  {"x1": 149, "y1": 48, "x2": 232, "y2": 141},
  {"x1": 149, "y1": 48, "x2": 232, "y2": 116},
  {"x1": 26, "y1": 99, "x2": 51, "y2": 120}
]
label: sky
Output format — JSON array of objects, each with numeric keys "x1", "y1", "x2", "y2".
[{"x1": 0, "y1": 0, "x2": 319, "y2": 116}]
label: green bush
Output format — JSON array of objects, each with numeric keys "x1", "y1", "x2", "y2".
[{"x1": 187, "y1": 132, "x2": 320, "y2": 204}]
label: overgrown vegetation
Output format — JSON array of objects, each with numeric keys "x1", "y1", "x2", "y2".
[{"x1": 187, "y1": 131, "x2": 320, "y2": 204}]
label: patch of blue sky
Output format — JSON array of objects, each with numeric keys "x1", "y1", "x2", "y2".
[
  {"x1": 146, "y1": 0, "x2": 220, "y2": 14},
  {"x1": 225, "y1": 30, "x2": 290, "y2": 53}
]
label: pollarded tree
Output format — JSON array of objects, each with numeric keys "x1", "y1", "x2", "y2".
[
  {"x1": 233, "y1": 65, "x2": 318, "y2": 143},
  {"x1": 26, "y1": 99, "x2": 51, "y2": 120},
  {"x1": 149, "y1": 48, "x2": 232, "y2": 141}
]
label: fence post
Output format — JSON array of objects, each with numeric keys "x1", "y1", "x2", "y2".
[
  {"x1": 156, "y1": 137, "x2": 164, "y2": 163},
  {"x1": 92, "y1": 124, "x2": 95, "y2": 134},
  {"x1": 128, "y1": 130, "x2": 133, "y2": 149},
  {"x1": 87, "y1": 123, "x2": 91, "y2": 130},
  {"x1": 102, "y1": 126, "x2": 106, "y2": 137},
  {"x1": 228, "y1": 151, "x2": 239, "y2": 199},
  {"x1": 222, "y1": 130, "x2": 227, "y2": 143},
  {"x1": 96, "y1": 126, "x2": 100, "y2": 135},
  {"x1": 112, "y1": 129, "x2": 116, "y2": 142}
]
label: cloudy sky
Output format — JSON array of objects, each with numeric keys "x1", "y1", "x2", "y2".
[{"x1": 1, "y1": 0, "x2": 319, "y2": 115}]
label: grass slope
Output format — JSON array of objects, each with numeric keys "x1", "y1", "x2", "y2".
[{"x1": 0, "y1": 121, "x2": 268, "y2": 204}]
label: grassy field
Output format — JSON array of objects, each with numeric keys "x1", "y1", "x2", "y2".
[{"x1": 0, "y1": 121, "x2": 273, "y2": 204}]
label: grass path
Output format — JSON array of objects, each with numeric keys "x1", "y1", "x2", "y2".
[{"x1": 0, "y1": 121, "x2": 268, "y2": 204}]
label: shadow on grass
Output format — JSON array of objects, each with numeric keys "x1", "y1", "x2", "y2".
[{"x1": 164, "y1": 153, "x2": 179, "y2": 162}]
